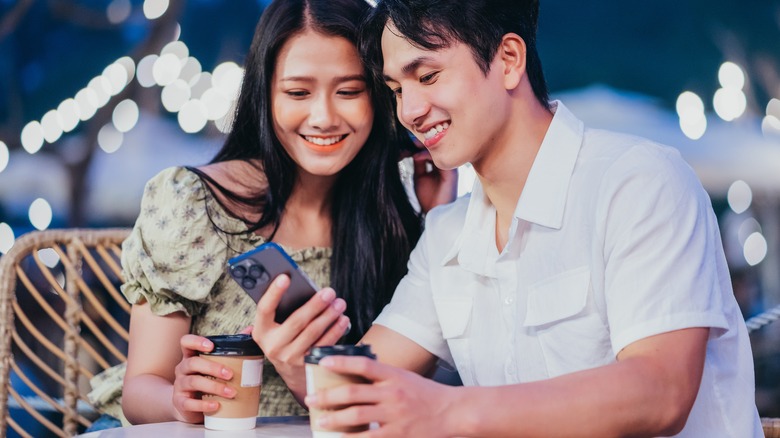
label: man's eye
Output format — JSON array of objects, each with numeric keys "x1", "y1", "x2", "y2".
[{"x1": 420, "y1": 72, "x2": 438, "y2": 84}]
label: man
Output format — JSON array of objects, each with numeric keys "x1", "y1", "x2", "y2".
[{"x1": 252, "y1": 0, "x2": 762, "y2": 436}]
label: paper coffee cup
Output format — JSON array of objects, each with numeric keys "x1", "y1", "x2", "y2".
[
  {"x1": 304, "y1": 345, "x2": 376, "y2": 438},
  {"x1": 201, "y1": 334, "x2": 263, "y2": 431}
]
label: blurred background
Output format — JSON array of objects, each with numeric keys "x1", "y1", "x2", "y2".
[{"x1": 1, "y1": 0, "x2": 779, "y2": 416}]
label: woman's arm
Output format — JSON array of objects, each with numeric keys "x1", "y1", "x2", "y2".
[{"x1": 122, "y1": 302, "x2": 236, "y2": 424}]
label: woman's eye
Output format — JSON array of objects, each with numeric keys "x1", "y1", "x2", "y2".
[
  {"x1": 391, "y1": 87, "x2": 402, "y2": 96},
  {"x1": 337, "y1": 89, "x2": 365, "y2": 97},
  {"x1": 286, "y1": 90, "x2": 309, "y2": 97}
]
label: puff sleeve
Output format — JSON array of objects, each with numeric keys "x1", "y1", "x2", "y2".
[{"x1": 120, "y1": 167, "x2": 229, "y2": 317}]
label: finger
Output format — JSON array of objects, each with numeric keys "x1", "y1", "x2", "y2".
[
  {"x1": 180, "y1": 334, "x2": 214, "y2": 358},
  {"x1": 314, "y1": 315, "x2": 351, "y2": 347},
  {"x1": 316, "y1": 405, "x2": 385, "y2": 435},
  {"x1": 177, "y1": 356, "x2": 234, "y2": 381},
  {"x1": 177, "y1": 374, "x2": 237, "y2": 399},
  {"x1": 318, "y1": 356, "x2": 391, "y2": 382},
  {"x1": 238, "y1": 325, "x2": 253, "y2": 335},
  {"x1": 307, "y1": 380, "x2": 381, "y2": 412},
  {"x1": 255, "y1": 274, "x2": 291, "y2": 329},
  {"x1": 285, "y1": 296, "x2": 347, "y2": 354},
  {"x1": 174, "y1": 394, "x2": 220, "y2": 415}
]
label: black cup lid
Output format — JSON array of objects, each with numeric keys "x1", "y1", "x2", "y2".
[
  {"x1": 203, "y1": 334, "x2": 263, "y2": 356},
  {"x1": 304, "y1": 344, "x2": 375, "y2": 364}
]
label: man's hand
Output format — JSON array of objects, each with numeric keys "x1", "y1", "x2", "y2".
[{"x1": 305, "y1": 356, "x2": 457, "y2": 437}]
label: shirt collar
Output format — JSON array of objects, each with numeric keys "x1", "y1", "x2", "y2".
[{"x1": 441, "y1": 101, "x2": 584, "y2": 271}]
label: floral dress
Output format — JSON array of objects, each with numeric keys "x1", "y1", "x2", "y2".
[{"x1": 88, "y1": 166, "x2": 331, "y2": 425}]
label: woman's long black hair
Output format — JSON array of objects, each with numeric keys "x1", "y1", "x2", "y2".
[{"x1": 197, "y1": 0, "x2": 422, "y2": 342}]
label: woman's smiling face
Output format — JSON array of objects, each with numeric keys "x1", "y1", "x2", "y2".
[{"x1": 270, "y1": 29, "x2": 374, "y2": 178}]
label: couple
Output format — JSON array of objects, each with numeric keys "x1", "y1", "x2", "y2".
[{"x1": 98, "y1": 0, "x2": 762, "y2": 436}]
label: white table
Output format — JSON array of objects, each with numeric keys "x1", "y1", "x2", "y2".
[{"x1": 77, "y1": 416, "x2": 312, "y2": 437}]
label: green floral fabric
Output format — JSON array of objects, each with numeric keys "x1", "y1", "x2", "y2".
[{"x1": 88, "y1": 166, "x2": 331, "y2": 425}]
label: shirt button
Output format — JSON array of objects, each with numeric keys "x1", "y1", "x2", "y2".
[{"x1": 504, "y1": 296, "x2": 514, "y2": 305}]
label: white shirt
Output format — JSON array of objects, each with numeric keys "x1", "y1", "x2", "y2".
[{"x1": 374, "y1": 101, "x2": 761, "y2": 437}]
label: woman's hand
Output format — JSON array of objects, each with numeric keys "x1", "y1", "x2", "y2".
[
  {"x1": 252, "y1": 274, "x2": 350, "y2": 403},
  {"x1": 171, "y1": 335, "x2": 235, "y2": 423},
  {"x1": 410, "y1": 147, "x2": 458, "y2": 214}
]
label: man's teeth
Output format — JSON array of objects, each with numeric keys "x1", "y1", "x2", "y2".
[
  {"x1": 423, "y1": 123, "x2": 449, "y2": 140},
  {"x1": 305, "y1": 135, "x2": 343, "y2": 146}
]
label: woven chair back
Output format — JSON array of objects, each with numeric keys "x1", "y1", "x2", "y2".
[{"x1": 0, "y1": 228, "x2": 131, "y2": 438}]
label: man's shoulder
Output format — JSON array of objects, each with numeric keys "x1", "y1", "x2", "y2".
[{"x1": 424, "y1": 193, "x2": 471, "y2": 230}]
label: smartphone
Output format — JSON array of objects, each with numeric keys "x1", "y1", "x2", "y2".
[{"x1": 227, "y1": 242, "x2": 319, "y2": 323}]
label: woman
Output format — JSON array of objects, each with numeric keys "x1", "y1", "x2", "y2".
[{"x1": 87, "y1": 0, "x2": 456, "y2": 427}]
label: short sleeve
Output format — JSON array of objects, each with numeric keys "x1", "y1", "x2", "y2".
[
  {"x1": 599, "y1": 145, "x2": 729, "y2": 354},
  {"x1": 373, "y1": 214, "x2": 453, "y2": 365},
  {"x1": 120, "y1": 167, "x2": 230, "y2": 317}
]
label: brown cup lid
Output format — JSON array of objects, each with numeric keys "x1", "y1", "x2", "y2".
[{"x1": 203, "y1": 334, "x2": 263, "y2": 356}]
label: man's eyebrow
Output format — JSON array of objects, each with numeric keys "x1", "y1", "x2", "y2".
[{"x1": 383, "y1": 56, "x2": 437, "y2": 82}]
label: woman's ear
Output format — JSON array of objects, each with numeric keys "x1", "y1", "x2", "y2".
[{"x1": 499, "y1": 33, "x2": 526, "y2": 90}]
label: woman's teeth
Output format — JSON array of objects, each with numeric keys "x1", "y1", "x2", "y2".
[
  {"x1": 304, "y1": 135, "x2": 344, "y2": 146},
  {"x1": 424, "y1": 122, "x2": 449, "y2": 139}
]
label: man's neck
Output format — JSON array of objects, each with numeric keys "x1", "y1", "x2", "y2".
[{"x1": 473, "y1": 99, "x2": 554, "y2": 251}]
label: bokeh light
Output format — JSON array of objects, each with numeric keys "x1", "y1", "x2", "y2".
[
  {"x1": 744, "y1": 232, "x2": 768, "y2": 266},
  {"x1": 57, "y1": 98, "x2": 81, "y2": 133},
  {"x1": 137, "y1": 54, "x2": 159, "y2": 88},
  {"x1": 0, "y1": 223, "x2": 14, "y2": 254},
  {"x1": 161, "y1": 79, "x2": 191, "y2": 112},
  {"x1": 107, "y1": 0, "x2": 131, "y2": 24},
  {"x1": 727, "y1": 180, "x2": 752, "y2": 214},
  {"x1": 676, "y1": 91, "x2": 707, "y2": 140},
  {"x1": 37, "y1": 248, "x2": 61, "y2": 268},
  {"x1": 178, "y1": 99, "x2": 208, "y2": 133},
  {"x1": 29, "y1": 198, "x2": 53, "y2": 231},
  {"x1": 143, "y1": 0, "x2": 169, "y2": 19},
  {"x1": 153, "y1": 53, "x2": 182, "y2": 86},
  {"x1": 0, "y1": 141, "x2": 8, "y2": 173},
  {"x1": 713, "y1": 87, "x2": 747, "y2": 121},
  {"x1": 718, "y1": 62, "x2": 746, "y2": 90},
  {"x1": 75, "y1": 88, "x2": 99, "y2": 121},
  {"x1": 112, "y1": 99, "x2": 140, "y2": 133},
  {"x1": 98, "y1": 123, "x2": 124, "y2": 153},
  {"x1": 21, "y1": 121, "x2": 45, "y2": 154},
  {"x1": 41, "y1": 109, "x2": 63, "y2": 143}
]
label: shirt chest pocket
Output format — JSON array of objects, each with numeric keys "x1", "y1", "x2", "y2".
[
  {"x1": 523, "y1": 267, "x2": 612, "y2": 378},
  {"x1": 433, "y1": 296, "x2": 476, "y2": 385}
]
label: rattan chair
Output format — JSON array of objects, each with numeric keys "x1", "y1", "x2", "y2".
[{"x1": 0, "y1": 228, "x2": 131, "y2": 437}]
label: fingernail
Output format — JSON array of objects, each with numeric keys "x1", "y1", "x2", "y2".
[
  {"x1": 339, "y1": 316, "x2": 351, "y2": 330},
  {"x1": 275, "y1": 275, "x2": 289, "y2": 286},
  {"x1": 320, "y1": 357, "x2": 335, "y2": 367},
  {"x1": 223, "y1": 386, "x2": 236, "y2": 397},
  {"x1": 221, "y1": 367, "x2": 232, "y2": 379},
  {"x1": 320, "y1": 288, "x2": 336, "y2": 302},
  {"x1": 332, "y1": 298, "x2": 346, "y2": 312},
  {"x1": 304, "y1": 394, "x2": 317, "y2": 406},
  {"x1": 209, "y1": 401, "x2": 219, "y2": 410},
  {"x1": 202, "y1": 340, "x2": 213, "y2": 349}
]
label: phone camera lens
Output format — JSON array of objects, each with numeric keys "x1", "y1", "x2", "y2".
[
  {"x1": 248, "y1": 265, "x2": 264, "y2": 279},
  {"x1": 232, "y1": 265, "x2": 247, "y2": 278},
  {"x1": 242, "y1": 277, "x2": 256, "y2": 289}
]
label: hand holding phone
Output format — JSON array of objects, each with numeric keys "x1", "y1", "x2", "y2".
[{"x1": 227, "y1": 242, "x2": 319, "y2": 323}]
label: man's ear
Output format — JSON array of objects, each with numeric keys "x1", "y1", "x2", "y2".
[{"x1": 498, "y1": 33, "x2": 526, "y2": 90}]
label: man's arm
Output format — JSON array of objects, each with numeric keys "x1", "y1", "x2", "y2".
[
  {"x1": 361, "y1": 324, "x2": 439, "y2": 375},
  {"x1": 307, "y1": 327, "x2": 708, "y2": 438}
]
